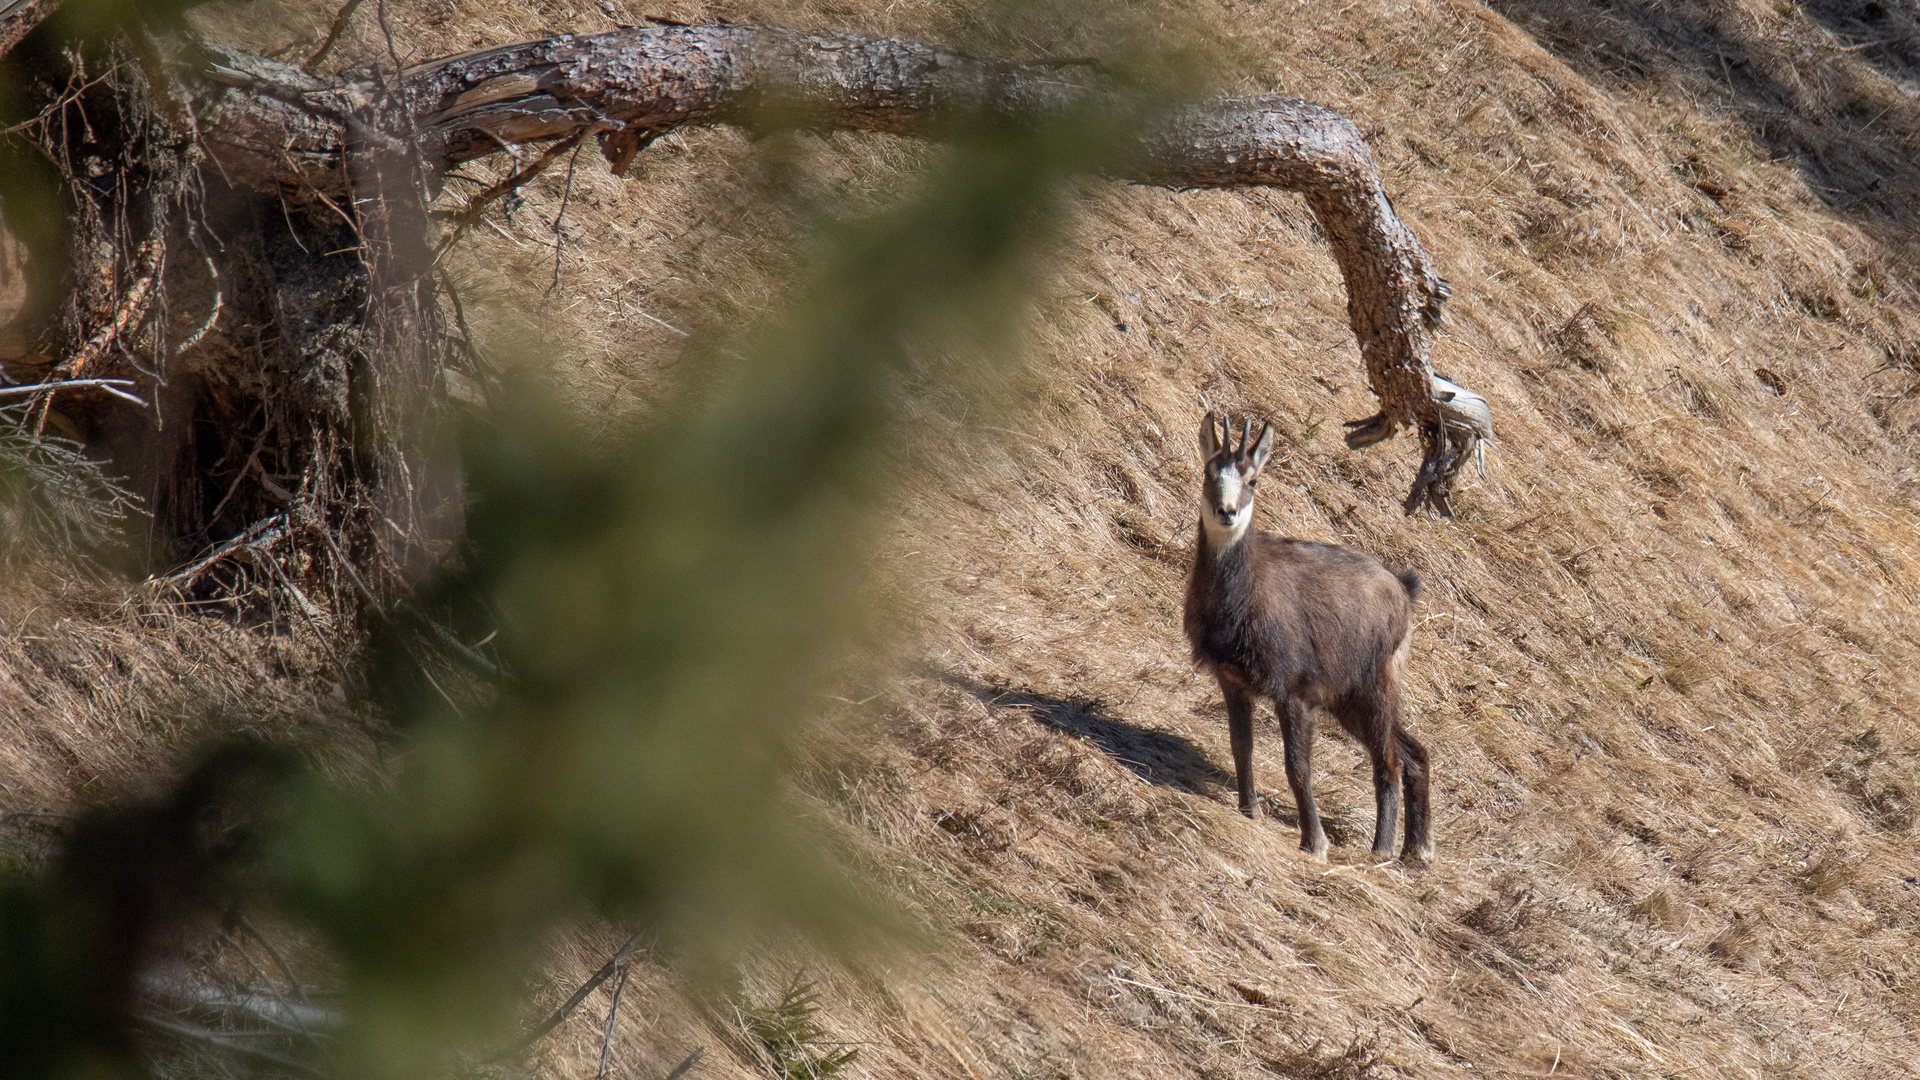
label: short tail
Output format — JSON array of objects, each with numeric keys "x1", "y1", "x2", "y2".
[{"x1": 1397, "y1": 569, "x2": 1423, "y2": 602}]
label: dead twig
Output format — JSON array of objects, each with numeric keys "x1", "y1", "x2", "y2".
[
  {"x1": 305, "y1": 0, "x2": 366, "y2": 69},
  {"x1": 432, "y1": 133, "x2": 589, "y2": 264},
  {"x1": 153, "y1": 515, "x2": 292, "y2": 590},
  {"x1": 402, "y1": 602, "x2": 505, "y2": 680},
  {"x1": 249, "y1": 453, "x2": 298, "y2": 505},
  {"x1": 205, "y1": 423, "x2": 273, "y2": 529},
  {"x1": 597, "y1": 959, "x2": 632, "y2": 1080},
  {"x1": 263, "y1": 553, "x2": 333, "y2": 630},
  {"x1": 499, "y1": 931, "x2": 650, "y2": 1060},
  {"x1": 1109, "y1": 974, "x2": 1289, "y2": 1014},
  {"x1": 304, "y1": 512, "x2": 505, "y2": 680},
  {"x1": 546, "y1": 137, "x2": 589, "y2": 295},
  {"x1": 141, "y1": 973, "x2": 342, "y2": 1036},
  {"x1": 32, "y1": 239, "x2": 163, "y2": 436},
  {"x1": 256, "y1": 547, "x2": 348, "y2": 673},
  {"x1": 438, "y1": 268, "x2": 483, "y2": 365},
  {"x1": 55, "y1": 239, "x2": 162, "y2": 381},
  {"x1": 0, "y1": 378, "x2": 146, "y2": 405},
  {"x1": 0, "y1": 62, "x2": 119, "y2": 137},
  {"x1": 136, "y1": 1015, "x2": 328, "y2": 1076}
]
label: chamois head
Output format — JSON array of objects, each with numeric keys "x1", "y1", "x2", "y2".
[{"x1": 1196, "y1": 411, "x2": 1276, "y2": 549}]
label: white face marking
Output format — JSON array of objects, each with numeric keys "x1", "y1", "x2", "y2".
[{"x1": 1201, "y1": 461, "x2": 1254, "y2": 550}]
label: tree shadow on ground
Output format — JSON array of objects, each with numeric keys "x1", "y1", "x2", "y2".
[
  {"x1": 1486, "y1": 0, "x2": 1920, "y2": 235},
  {"x1": 930, "y1": 670, "x2": 1232, "y2": 798}
]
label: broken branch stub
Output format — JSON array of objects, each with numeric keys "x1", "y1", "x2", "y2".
[
  {"x1": 195, "y1": 24, "x2": 1481, "y2": 514},
  {"x1": 1137, "y1": 97, "x2": 1458, "y2": 511}
]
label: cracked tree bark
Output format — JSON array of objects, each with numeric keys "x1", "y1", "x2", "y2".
[{"x1": 192, "y1": 25, "x2": 1481, "y2": 516}]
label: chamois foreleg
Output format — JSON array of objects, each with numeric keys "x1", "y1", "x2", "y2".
[
  {"x1": 1278, "y1": 695, "x2": 1329, "y2": 858},
  {"x1": 1221, "y1": 676, "x2": 1259, "y2": 818}
]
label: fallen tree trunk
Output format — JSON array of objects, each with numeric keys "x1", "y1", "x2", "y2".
[
  {"x1": 195, "y1": 25, "x2": 1479, "y2": 515},
  {"x1": 0, "y1": 0, "x2": 60, "y2": 60}
]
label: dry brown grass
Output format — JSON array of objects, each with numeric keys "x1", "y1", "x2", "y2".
[
  {"x1": 7, "y1": 0, "x2": 1920, "y2": 1077},
  {"x1": 0, "y1": 560, "x2": 374, "y2": 813}
]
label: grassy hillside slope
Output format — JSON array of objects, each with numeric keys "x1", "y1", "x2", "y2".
[{"x1": 11, "y1": 0, "x2": 1920, "y2": 1077}]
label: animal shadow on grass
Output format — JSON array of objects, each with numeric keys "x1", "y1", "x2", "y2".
[{"x1": 931, "y1": 670, "x2": 1232, "y2": 802}]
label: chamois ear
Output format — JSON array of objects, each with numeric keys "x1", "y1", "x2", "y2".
[
  {"x1": 1199, "y1": 411, "x2": 1223, "y2": 461},
  {"x1": 1246, "y1": 422, "x2": 1277, "y2": 479}
]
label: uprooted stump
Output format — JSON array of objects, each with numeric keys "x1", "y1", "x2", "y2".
[
  {"x1": 0, "y1": 18, "x2": 1487, "y2": 619},
  {"x1": 195, "y1": 24, "x2": 1478, "y2": 510}
]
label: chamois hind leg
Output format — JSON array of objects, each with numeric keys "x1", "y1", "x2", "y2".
[
  {"x1": 1278, "y1": 694, "x2": 1328, "y2": 859},
  {"x1": 1220, "y1": 676, "x2": 1259, "y2": 818},
  {"x1": 1396, "y1": 725, "x2": 1434, "y2": 864},
  {"x1": 1337, "y1": 698, "x2": 1402, "y2": 861}
]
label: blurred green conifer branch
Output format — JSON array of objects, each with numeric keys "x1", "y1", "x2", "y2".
[{"x1": 0, "y1": 8, "x2": 1191, "y2": 1077}]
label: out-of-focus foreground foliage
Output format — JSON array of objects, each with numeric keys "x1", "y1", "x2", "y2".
[{"x1": 0, "y1": 5, "x2": 1184, "y2": 1076}]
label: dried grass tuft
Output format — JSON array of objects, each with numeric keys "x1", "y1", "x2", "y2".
[
  {"x1": 1256, "y1": 1030, "x2": 1387, "y2": 1080},
  {"x1": 1629, "y1": 888, "x2": 1687, "y2": 932}
]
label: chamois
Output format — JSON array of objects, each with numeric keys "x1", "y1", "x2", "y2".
[{"x1": 1183, "y1": 412, "x2": 1433, "y2": 863}]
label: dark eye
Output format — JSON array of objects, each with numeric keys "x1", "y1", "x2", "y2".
[{"x1": 1247, "y1": 478, "x2": 1258, "y2": 487}]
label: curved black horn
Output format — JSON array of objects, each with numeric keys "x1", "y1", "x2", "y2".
[{"x1": 1239, "y1": 417, "x2": 1255, "y2": 455}]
